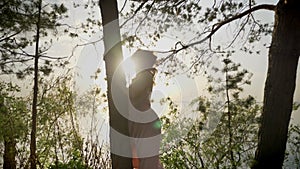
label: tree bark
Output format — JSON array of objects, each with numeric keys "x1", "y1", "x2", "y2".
[
  {"x1": 4, "y1": 137, "x2": 16, "y2": 169},
  {"x1": 30, "y1": 0, "x2": 42, "y2": 168},
  {"x1": 99, "y1": 0, "x2": 132, "y2": 168},
  {"x1": 253, "y1": 0, "x2": 300, "y2": 168}
]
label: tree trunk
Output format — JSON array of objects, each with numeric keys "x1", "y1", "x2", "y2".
[
  {"x1": 1, "y1": 92, "x2": 16, "y2": 169},
  {"x1": 253, "y1": 0, "x2": 300, "y2": 168},
  {"x1": 30, "y1": 0, "x2": 42, "y2": 168},
  {"x1": 4, "y1": 137, "x2": 16, "y2": 169},
  {"x1": 99, "y1": 0, "x2": 132, "y2": 168}
]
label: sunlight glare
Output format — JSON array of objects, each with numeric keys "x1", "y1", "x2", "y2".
[{"x1": 122, "y1": 57, "x2": 136, "y2": 86}]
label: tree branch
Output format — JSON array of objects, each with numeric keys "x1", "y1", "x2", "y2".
[
  {"x1": 120, "y1": 0, "x2": 147, "y2": 28},
  {"x1": 0, "y1": 30, "x2": 22, "y2": 42},
  {"x1": 172, "y1": 4, "x2": 276, "y2": 53},
  {"x1": 120, "y1": 0, "x2": 128, "y2": 13},
  {"x1": 5, "y1": 49, "x2": 68, "y2": 60},
  {"x1": 134, "y1": 0, "x2": 155, "y2": 34},
  {"x1": 0, "y1": 58, "x2": 34, "y2": 65}
]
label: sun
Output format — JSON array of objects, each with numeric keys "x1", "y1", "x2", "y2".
[{"x1": 122, "y1": 56, "x2": 136, "y2": 86}]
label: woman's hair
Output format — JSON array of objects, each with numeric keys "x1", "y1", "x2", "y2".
[{"x1": 131, "y1": 49, "x2": 157, "y2": 72}]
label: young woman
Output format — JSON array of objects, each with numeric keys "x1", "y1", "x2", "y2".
[{"x1": 128, "y1": 50, "x2": 163, "y2": 169}]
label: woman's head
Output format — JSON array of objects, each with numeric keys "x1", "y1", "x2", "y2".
[{"x1": 131, "y1": 49, "x2": 157, "y2": 73}]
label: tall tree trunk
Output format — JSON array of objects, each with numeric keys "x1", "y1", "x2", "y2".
[
  {"x1": 4, "y1": 137, "x2": 16, "y2": 169},
  {"x1": 30, "y1": 0, "x2": 42, "y2": 168},
  {"x1": 225, "y1": 62, "x2": 236, "y2": 169},
  {"x1": 99, "y1": 0, "x2": 132, "y2": 168},
  {"x1": 253, "y1": 0, "x2": 300, "y2": 168}
]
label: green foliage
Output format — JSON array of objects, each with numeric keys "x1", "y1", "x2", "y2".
[
  {"x1": 74, "y1": 86, "x2": 112, "y2": 168},
  {"x1": 293, "y1": 102, "x2": 300, "y2": 111},
  {"x1": 284, "y1": 124, "x2": 300, "y2": 169},
  {"x1": 35, "y1": 75, "x2": 84, "y2": 167},
  {"x1": 0, "y1": 82, "x2": 29, "y2": 141},
  {"x1": 48, "y1": 150, "x2": 89, "y2": 169},
  {"x1": 0, "y1": 81, "x2": 30, "y2": 168},
  {"x1": 160, "y1": 55, "x2": 299, "y2": 168},
  {"x1": 0, "y1": 74, "x2": 96, "y2": 168},
  {"x1": 0, "y1": 75, "x2": 112, "y2": 168},
  {"x1": 208, "y1": 51, "x2": 252, "y2": 94},
  {"x1": 160, "y1": 58, "x2": 260, "y2": 168}
]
